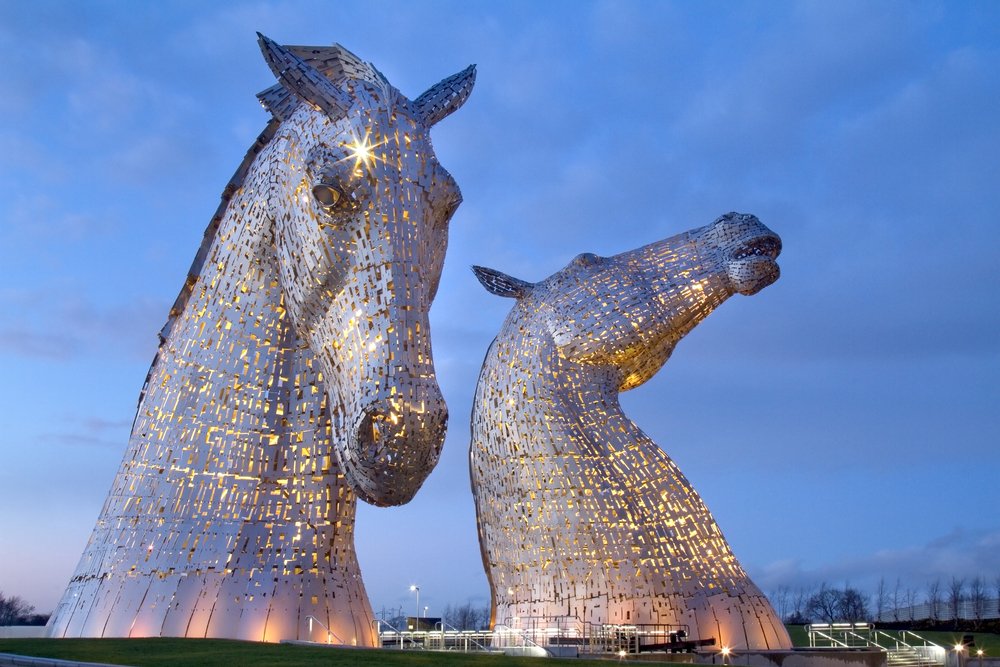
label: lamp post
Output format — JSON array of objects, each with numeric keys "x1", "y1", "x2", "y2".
[{"x1": 410, "y1": 585, "x2": 420, "y2": 628}]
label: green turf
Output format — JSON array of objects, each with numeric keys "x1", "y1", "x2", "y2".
[
  {"x1": 3, "y1": 630, "x2": 998, "y2": 666},
  {"x1": 785, "y1": 624, "x2": 809, "y2": 647},
  {"x1": 0, "y1": 638, "x2": 621, "y2": 667}
]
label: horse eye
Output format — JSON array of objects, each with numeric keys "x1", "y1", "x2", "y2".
[{"x1": 312, "y1": 183, "x2": 343, "y2": 209}]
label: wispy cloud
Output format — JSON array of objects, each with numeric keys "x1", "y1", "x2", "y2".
[
  {"x1": 0, "y1": 289, "x2": 164, "y2": 362},
  {"x1": 3, "y1": 193, "x2": 112, "y2": 242},
  {"x1": 39, "y1": 416, "x2": 132, "y2": 449},
  {"x1": 755, "y1": 528, "x2": 1000, "y2": 594}
]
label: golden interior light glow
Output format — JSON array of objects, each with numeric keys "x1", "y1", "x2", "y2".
[
  {"x1": 49, "y1": 36, "x2": 474, "y2": 647},
  {"x1": 470, "y1": 214, "x2": 788, "y2": 651}
]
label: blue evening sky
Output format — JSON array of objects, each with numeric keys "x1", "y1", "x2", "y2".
[{"x1": 0, "y1": 1, "x2": 997, "y2": 617}]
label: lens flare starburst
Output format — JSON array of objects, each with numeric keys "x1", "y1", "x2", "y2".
[{"x1": 343, "y1": 129, "x2": 385, "y2": 172}]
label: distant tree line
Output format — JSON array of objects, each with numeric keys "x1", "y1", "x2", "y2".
[
  {"x1": 440, "y1": 601, "x2": 490, "y2": 631},
  {"x1": 769, "y1": 584, "x2": 869, "y2": 624},
  {"x1": 768, "y1": 573, "x2": 1000, "y2": 632},
  {"x1": 0, "y1": 592, "x2": 48, "y2": 626}
]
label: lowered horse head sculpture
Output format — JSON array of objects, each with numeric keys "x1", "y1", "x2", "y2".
[
  {"x1": 48, "y1": 36, "x2": 473, "y2": 645},
  {"x1": 470, "y1": 212, "x2": 791, "y2": 650},
  {"x1": 258, "y1": 35, "x2": 473, "y2": 505}
]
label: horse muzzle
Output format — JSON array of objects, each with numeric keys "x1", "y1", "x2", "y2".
[{"x1": 341, "y1": 386, "x2": 448, "y2": 507}]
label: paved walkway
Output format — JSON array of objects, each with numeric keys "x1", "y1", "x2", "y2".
[{"x1": 0, "y1": 653, "x2": 133, "y2": 667}]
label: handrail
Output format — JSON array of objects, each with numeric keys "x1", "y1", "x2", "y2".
[
  {"x1": 492, "y1": 623, "x2": 550, "y2": 654},
  {"x1": 434, "y1": 620, "x2": 491, "y2": 652},
  {"x1": 372, "y1": 618, "x2": 421, "y2": 649},
  {"x1": 809, "y1": 628, "x2": 853, "y2": 648},
  {"x1": 498, "y1": 614, "x2": 584, "y2": 634},
  {"x1": 902, "y1": 630, "x2": 942, "y2": 649},
  {"x1": 804, "y1": 625, "x2": 946, "y2": 667},
  {"x1": 304, "y1": 615, "x2": 345, "y2": 645},
  {"x1": 588, "y1": 622, "x2": 696, "y2": 654},
  {"x1": 840, "y1": 630, "x2": 873, "y2": 647},
  {"x1": 374, "y1": 617, "x2": 402, "y2": 633},
  {"x1": 876, "y1": 629, "x2": 917, "y2": 651}
]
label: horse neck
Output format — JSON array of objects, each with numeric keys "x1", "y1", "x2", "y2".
[
  {"x1": 134, "y1": 143, "x2": 313, "y2": 462},
  {"x1": 476, "y1": 313, "x2": 748, "y2": 583},
  {"x1": 159, "y1": 197, "x2": 281, "y2": 383},
  {"x1": 476, "y1": 312, "x2": 635, "y2": 459},
  {"x1": 125, "y1": 154, "x2": 362, "y2": 523}
]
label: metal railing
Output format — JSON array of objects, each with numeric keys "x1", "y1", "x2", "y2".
[
  {"x1": 491, "y1": 623, "x2": 552, "y2": 655},
  {"x1": 876, "y1": 630, "x2": 946, "y2": 667},
  {"x1": 374, "y1": 615, "x2": 708, "y2": 656},
  {"x1": 304, "y1": 615, "x2": 345, "y2": 645},
  {"x1": 806, "y1": 623, "x2": 946, "y2": 667},
  {"x1": 497, "y1": 615, "x2": 698, "y2": 655},
  {"x1": 377, "y1": 619, "x2": 502, "y2": 653},
  {"x1": 429, "y1": 621, "x2": 493, "y2": 652},
  {"x1": 807, "y1": 622, "x2": 875, "y2": 648},
  {"x1": 587, "y1": 623, "x2": 703, "y2": 654},
  {"x1": 373, "y1": 619, "x2": 425, "y2": 649}
]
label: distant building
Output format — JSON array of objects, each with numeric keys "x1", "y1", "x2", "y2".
[{"x1": 406, "y1": 617, "x2": 441, "y2": 632}]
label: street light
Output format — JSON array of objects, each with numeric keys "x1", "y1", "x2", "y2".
[
  {"x1": 410, "y1": 585, "x2": 420, "y2": 627},
  {"x1": 424, "y1": 605, "x2": 429, "y2": 618}
]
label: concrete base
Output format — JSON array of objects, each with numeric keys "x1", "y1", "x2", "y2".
[
  {"x1": 0, "y1": 627, "x2": 47, "y2": 639},
  {"x1": 696, "y1": 649, "x2": 886, "y2": 667},
  {"x1": 0, "y1": 653, "x2": 130, "y2": 667},
  {"x1": 587, "y1": 653, "x2": 696, "y2": 662},
  {"x1": 503, "y1": 646, "x2": 550, "y2": 657}
]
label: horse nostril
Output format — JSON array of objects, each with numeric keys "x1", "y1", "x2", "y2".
[{"x1": 354, "y1": 413, "x2": 381, "y2": 462}]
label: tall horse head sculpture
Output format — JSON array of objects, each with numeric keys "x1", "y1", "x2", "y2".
[
  {"x1": 470, "y1": 213, "x2": 792, "y2": 650},
  {"x1": 257, "y1": 35, "x2": 472, "y2": 505},
  {"x1": 47, "y1": 36, "x2": 474, "y2": 645}
]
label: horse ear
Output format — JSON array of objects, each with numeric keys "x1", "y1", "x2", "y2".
[
  {"x1": 257, "y1": 33, "x2": 352, "y2": 118},
  {"x1": 413, "y1": 65, "x2": 476, "y2": 127},
  {"x1": 472, "y1": 265, "x2": 532, "y2": 299}
]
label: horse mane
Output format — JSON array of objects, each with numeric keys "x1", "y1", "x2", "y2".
[
  {"x1": 142, "y1": 43, "x2": 387, "y2": 408},
  {"x1": 133, "y1": 117, "x2": 281, "y2": 414},
  {"x1": 155, "y1": 118, "x2": 280, "y2": 347}
]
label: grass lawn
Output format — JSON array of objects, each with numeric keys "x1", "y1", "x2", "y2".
[
  {"x1": 0, "y1": 638, "x2": 619, "y2": 667},
  {"x1": 4, "y1": 630, "x2": 999, "y2": 666}
]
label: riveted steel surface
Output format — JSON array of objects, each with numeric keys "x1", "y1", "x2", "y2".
[
  {"x1": 47, "y1": 35, "x2": 474, "y2": 645},
  {"x1": 470, "y1": 213, "x2": 791, "y2": 650}
]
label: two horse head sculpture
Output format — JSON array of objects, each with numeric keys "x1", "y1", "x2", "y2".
[{"x1": 50, "y1": 35, "x2": 789, "y2": 652}]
